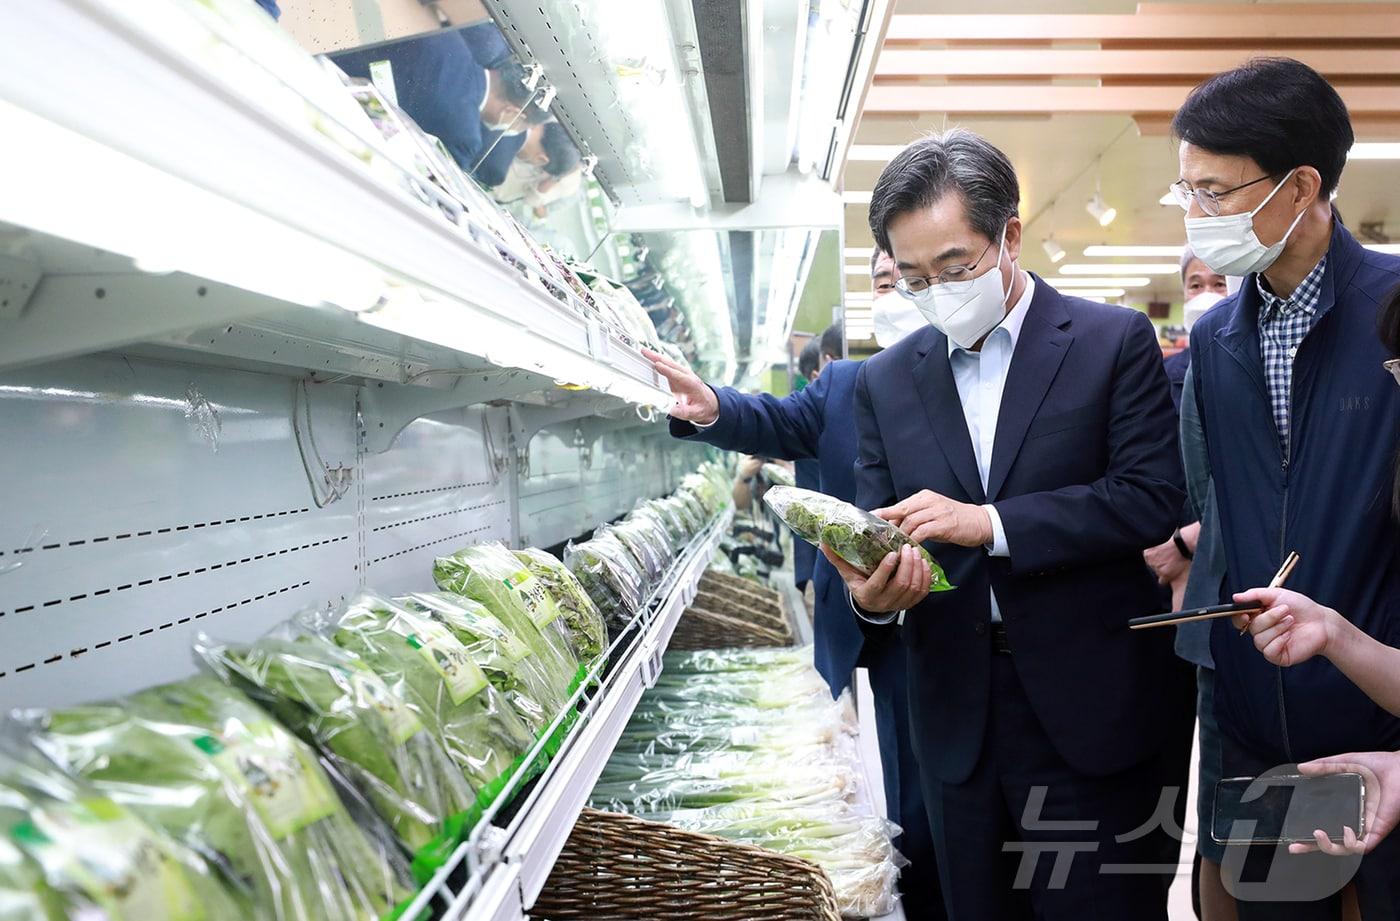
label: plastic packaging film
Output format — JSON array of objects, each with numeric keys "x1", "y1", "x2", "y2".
[
  {"x1": 510, "y1": 549, "x2": 608, "y2": 666},
  {"x1": 21, "y1": 676, "x2": 412, "y2": 921},
  {"x1": 764, "y1": 486, "x2": 954, "y2": 590}
]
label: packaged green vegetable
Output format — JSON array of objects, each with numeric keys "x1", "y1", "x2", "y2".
[
  {"x1": 763, "y1": 486, "x2": 953, "y2": 590},
  {"x1": 193, "y1": 627, "x2": 475, "y2": 855},
  {"x1": 323, "y1": 593, "x2": 536, "y2": 790},
  {"x1": 25, "y1": 676, "x2": 411, "y2": 921},
  {"x1": 0, "y1": 732, "x2": 245, "y2": 921},
  {"x1": 511, "y1": 549, "x2": 607, "y2": 665},
  {"x1": 433, "y1": 543, "x2": 580, "y2": 692},
  {"x1": 564, "y1": 532, "x2": 647, "y2": 630},
  {"x1": 397, "y1": 591, "x2": 567, "y2": 733},
  {"x1": 761, "y1": 463, "x2": 796, "y2": 487}
]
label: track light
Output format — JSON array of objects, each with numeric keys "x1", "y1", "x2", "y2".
[
  {"x1": 1086, "y1": 191, "x2": 1116, "y2": 227},
  {"x1": 1041, "y1": 237, "x2": 1066, "y2": 264}
]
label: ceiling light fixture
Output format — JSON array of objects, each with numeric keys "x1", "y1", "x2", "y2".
[
  {"x1": 846, "y1": 144, "x2": 906, "y2": 162},
  {"x1": 1060, "y1": 263, "x2": 1181, "y2": 276},
  {"x1": 1042, "y1": 237, "x2": 1066, "y2": 264},
  {"x1": 1083, "y1": 245, "x2": 1185, "y2": 258},
  {"x1": 1086, "y1": 190, "x2": 1116, "y2": 227},
  {"x1": 1055, "y1": 287, "x2": 1127, "y2": 298},
  {"x1": 1349, "y1": 142, "x2": 1400, "y2": 160},
  {"x1": 842, "y1": 190, "x2": 872, "y2": 204},
  {"x1": 1046, "y1": 276, "x2": 1152, "y2": 288}
]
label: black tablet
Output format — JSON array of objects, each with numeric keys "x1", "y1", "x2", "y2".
[{"x1": 1128, "y1": 602, "x2": 1262, "y2": 630}]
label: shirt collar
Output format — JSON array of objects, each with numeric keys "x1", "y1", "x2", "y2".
[
  {"x1": 949, "y1": 271, "x2": 1034, "y2": 358},
  {"x1": 1257, "y1": 254, "x2": 1327, "y2": 321}
]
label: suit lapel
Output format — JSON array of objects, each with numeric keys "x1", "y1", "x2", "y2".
[
  {"x1": 912, "y1": 334, "x2": 986, "y2": 504},
  {"x1": 986, "y1": 282, "x2": 1073, "y2": 501}
]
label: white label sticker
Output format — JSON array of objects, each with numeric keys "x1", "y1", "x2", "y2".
[
  {"x1": 348, "y1": 666, "x2": 423, "y2": 745},
  {"x1": 196, "y1": 722, "x2": 339, "y2": 840},
  {"x1": 14, "y1": 799, "x2": 203, "y2": 921},
  {"x1": 504, "y1": 569, "x2": 562, "y2": 629},
  {"x1": 405, "y1": 619, "x2": 489, "y2": 706},
  {"x1": 729, "y1": 726, "x2": 762, "y2": 746}
]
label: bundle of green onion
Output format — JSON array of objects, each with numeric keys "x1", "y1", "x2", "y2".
[{"x1": 590, "y1": 647, "x2": 904, "y2": 918}]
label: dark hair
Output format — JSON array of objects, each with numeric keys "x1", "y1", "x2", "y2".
[
  {"x1": 798, "y1": 338, "x2": 822, "y2": 379},
  {"x1": 540, "y1": 122, "x2": 581, "y2": 177},
  {"x1": 867, "y1": 128, "x2": 1019, "y2": 256},
  {"x1": 1381, "y1": 286, "x2": 1400, "y2": 520},
  {"x1": 870, "y1": 247, "x2": 889, "y2": 277},
  {"x1": 1172, "y1": 57, "x2": 1353, "y2": 196},
  {"x1": 493, "y1": 60, "x2": 551, "y2": 123},
  {"x1": 820, "y1": 322, "x2": 843, "y2": 360}
]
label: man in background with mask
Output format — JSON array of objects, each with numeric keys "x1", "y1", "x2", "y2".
[
  {"x1": 1175, "y1": 57, "x2": 1400, "y2": 917},
  {"x1": 642, "y1": 263, "x2": 945, "y2": 919},
  {"x1": 835, "y1": 128, "x2": 1183, "y2": 920}
]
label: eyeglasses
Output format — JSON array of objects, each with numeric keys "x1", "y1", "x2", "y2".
[
  {"x1": 1385, "y1": 358, "x2": 1400, "y2": 386},
  {"x1": 1168, "y1": 174, "x2": 1277, "y2": 217},
  {"x1": 894, "y1": 239, "x2": 996, "y2": 296}
]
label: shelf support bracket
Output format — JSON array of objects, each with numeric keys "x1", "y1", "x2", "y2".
[{"x1": 358, "y1": 368, "x2": 548, "y2": 453}]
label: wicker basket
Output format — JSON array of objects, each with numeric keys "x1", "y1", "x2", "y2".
[{"x1": 533, "y1": 808, "x2": 842, "y2": 921}]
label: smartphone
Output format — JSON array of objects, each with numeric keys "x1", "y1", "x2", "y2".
[
  {"x1": 1211, "y1": 773, "x2": 1366, "y2": 845},
  {"x1": 1128, "y1": 602, "x2": 1261, "y2": 630}
]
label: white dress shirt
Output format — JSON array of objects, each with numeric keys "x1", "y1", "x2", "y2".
[
  {"x1": 948, "y1": 273, "x2": 1033, "y2": 621},
  {"x1": 854, "y1": 272, "x2": 1033, "y2": 625}
]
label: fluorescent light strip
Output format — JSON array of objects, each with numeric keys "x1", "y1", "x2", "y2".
[
  {"x1": 842, "y1": 190, "x2": 872, "y2": 204},
  {"x1": 1047, "y1": 276, "x2": 1152, "y2": 288},
  {"x1": 1365, "y1": 243, "x2": 1400, "y2": 254},
  {"x1": 844, "y1": 247, "x2": 872, "y2": 259},
  {"x1": 1056, "y1": 288, "x2": 1126, "y2": 298},
  {"x1": 1060, "y1": 263, "x2": 1181, "y2": 276},
  {"x1": 844, "y1": 264, "x2": 872, "y2": 275},
  {"x1": 1083, "y1": 245, "x2": 1185, "y2": 258},
  {"x1": 1349, "y1": 142, "x2": 1400, "y2": 160}
]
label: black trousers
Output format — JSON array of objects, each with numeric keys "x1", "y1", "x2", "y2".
[
  {"x1": 921, "y1": 653, "x2": 1171, "y2": 921},
  {"x1": 867, "y1": 635, "x2": 947, "y2": 921}
]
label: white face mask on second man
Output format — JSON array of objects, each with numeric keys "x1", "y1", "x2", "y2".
[
  {"x1": 872, "y1": 291, "x2": 926, "y2": 348},
  {"x1": 1184, "y1": 170, "x2": 1306, "y2": 277},
  {"x1": 1183, "y1": 291, "x2": 1226, "y2": 333},
  {"x1": 906, "y1": 227, "x2": 1012, "y2": 350}
]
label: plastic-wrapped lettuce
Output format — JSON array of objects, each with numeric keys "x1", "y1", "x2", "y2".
[
  {"x1": 193, "y1": 627, "x2": 475, "y2": 856},
  {"x1": 397, "y1": 591, "x2": 566, "y2": 733},
  {"x1": 25, "y1": 676, "x2": 410, "y2": 921},
  {"x1": 761, "y1": 463, "x2": 796, "y2": 487},
  {"x1": 0, "y1": 733, "x2": 245, "y2": 921},
  {"x1": 511, "y1": 549, "x2": 607, "y2": 665},
  {"x1": 325, "y1": 593, "x2": 535, "y2": 790},
  {"x1": 647, "y1": 497, "x2": 693, "y2": 546},
  {"x1": 625, "y1": 507, "x2": 680, "y2": 567},
  {"x1": 763, "y1": 486, "x2": 953, "y2": 590},
  {"x1": 433, "y1": 543, "x2": 580, "y2": 692},
  {"x1": 564, "y1": 532, "x2": 647, "y2": 630}
]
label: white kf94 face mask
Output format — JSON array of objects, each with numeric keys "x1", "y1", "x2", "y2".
[
  {"x1": 908, "y1": 227, "x2": 1011, "y2": 350},
  {"x1": 1184, "y1": 170, "x2": 1306, "y2": 277},
  {"x1": 872, "y1": 291, "x2": 926, "y2": 348}
]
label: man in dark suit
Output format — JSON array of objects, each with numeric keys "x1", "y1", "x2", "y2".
[
  {"x1": 829, "y1": 129, "x2": 1185, "y2": 920},
  {"x1": 645, "y1": 311, "x2": 946, "y2": 920}
]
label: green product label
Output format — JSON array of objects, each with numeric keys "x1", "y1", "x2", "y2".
[
  {"x1": 198, "y1": 720, "x2": 339, "y2": 840},
  {"x1": 503, "y1": 570, "x2": 561, "y2": 629},
  {"x1": 13, "y1": 798, "x2": 203, "y2": 921},
  {"x1": 405, "y1": 619, "x2": 488, "y2": 706},
  {"x1": 348, "y1": 665, "x2": 424, "y2": 745}
]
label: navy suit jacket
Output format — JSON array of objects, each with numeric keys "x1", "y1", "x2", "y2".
[
  {"x1": 670, "y1": 361, "x2": 868, "y2": 696},
  {"x1": 854, "y1": 278, "x2": 1185, "y2": 783}
]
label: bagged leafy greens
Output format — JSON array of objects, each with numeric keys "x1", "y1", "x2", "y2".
[
  {"x1": 763, "y1": 486, "x2": 953, "y2": 590},
  {"x1": 396, "y1": 591, "x2": 566, "y2": 733},
  {"x1": 511, "y1": 549, "x2": 607, "y2": 665},
  {"x1": 193, "y1": 627, "x2": 475, "y2": 856},
  {"x1": 0, "y1": 733, "x2": 245, "y2": 921},
  {"x1": 564, "y1": 532, "x2": 647, "y2": 630},
  {"x1": 761, "y1": 463, "x2": 796, "y2": 487},
  {"x1": 605, "y1": 520, "x2": 666, "y2": 583},
  {"x1": 432, "y1": 543, "x2": 580, "y2": 692},
  {"x1": 25, "y1": 676, "x2": 411, "y2": 921},
  {"x1": 323, "y1": 593, "x2": 536, "y2": 791}
]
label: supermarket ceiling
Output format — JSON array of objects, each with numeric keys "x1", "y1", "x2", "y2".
[{"x1": 841, "y1": 0, "x2": 1400, "y2": 308}]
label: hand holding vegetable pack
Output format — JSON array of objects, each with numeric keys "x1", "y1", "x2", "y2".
[{"x1": 763, "y1": 487, "x2": 953, "y2": 590}]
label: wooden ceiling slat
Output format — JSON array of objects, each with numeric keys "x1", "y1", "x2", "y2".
[
  {"x1": 875, "y1": 47, "x2": 1400, "y2": 78},
  {"x1": 885, "y1": 12, "x2": 1400, "y2": 43},
  {"x1": 863, "y1": 82, "x2": 1400, "y2": 115}
]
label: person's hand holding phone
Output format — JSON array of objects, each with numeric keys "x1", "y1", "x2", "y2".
[
  {"x1": 823, "y1": 544, "x2": 931, "y2": 614},
  {"x1": 1290, "y1": 753, "x2": 1400, "y2": 855},
  {"x1": 1231, "y1": 587, "x2": 1342, "y2": 667}
]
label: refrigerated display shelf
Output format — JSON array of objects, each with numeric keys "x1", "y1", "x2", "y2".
[
  {"x1": 401, "y1": 509, "x2": 732, "y2": 921},
  {"x1": 0, "y1": 0, "x2": 671, "y2": 426}
]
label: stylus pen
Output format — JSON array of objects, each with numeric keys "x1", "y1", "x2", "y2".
[{"x1": 1238, "y1": 551, "x2": 1300, "y2": 636}]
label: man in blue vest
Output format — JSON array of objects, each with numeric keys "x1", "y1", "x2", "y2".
[
  {"x1": 644, "y1": 289, "x2": 946, "y2": 919},
  {"x1": 1175, "y1": 57, "x2": 1400, "y2": 917}
]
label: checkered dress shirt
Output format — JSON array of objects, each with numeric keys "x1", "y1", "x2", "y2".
[{"x1": 1256, "y1": 255, "x2": 1328, "y2": 461}]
